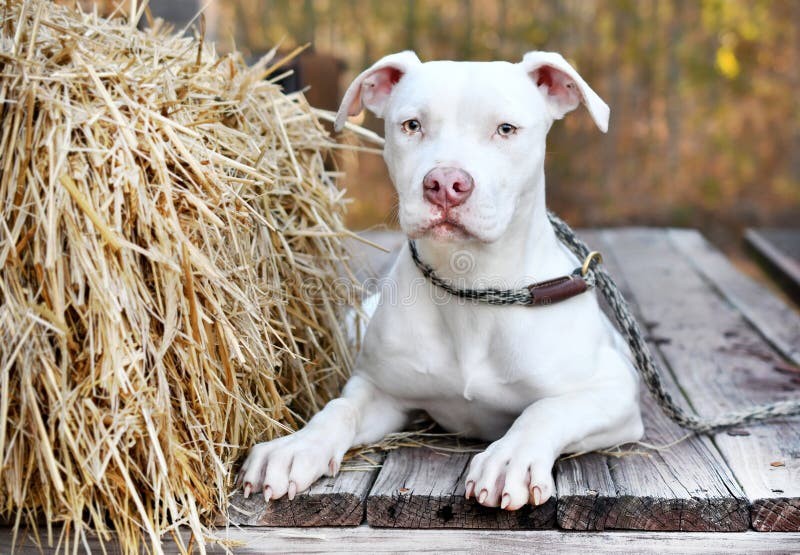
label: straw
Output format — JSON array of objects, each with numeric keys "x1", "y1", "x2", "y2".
[{"x1": 0, "y1": 1, "x2": 364, "y2": 552}]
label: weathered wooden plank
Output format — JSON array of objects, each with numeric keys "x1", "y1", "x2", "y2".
[
  {"x1": 604, "y1": 228, "x2": 800, "y2": 532},
  {"x1": 557, "y1": 397, "x2": 748, "y2": 531},
  {"x1": 5, "y1": 526, "x2": 800, "y2": 554},
  {"x1": 750, "y1": 229, "x2": 800, "y2": 261},
  {"x1": 226, "y1": 458, "x2": 382, "y2": 526},
  {"x1": 556, "y1": 230, "x2": 748, "y2": 532},
  {"x1": 554, "y1": 452, "x2": 616, "y2": 529},
  {"x1": 671, "y1": 229, "x2": 800, "y2": 365},
  {"x1": 366, "y1": 446, "x2": 556, "y2": 529},
  {"x1": 745, "y1": 228, "x2": 800, "y2": 298}
]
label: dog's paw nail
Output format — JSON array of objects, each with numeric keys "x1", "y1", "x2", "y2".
[
  {"x1": 287, "y1": 481, "x2": 297, "y2": 500},
  {"x1": 465, "y1": 480, "x2": 475, "y2": 499},
  {"x1": 243, "y1": 483, "x2": 251, "y2": 498},
  {"x1": 478, "y1": 489, "x2": 488, "y2": 504},
  {"x1": 501, "y1": 493, "x2": 511, "y2": 509},
  {"x1": 264, "y1": 486, "x2": 273, "y2": 503},
  {"x1": 531, "y1": 485, "x2": 541, "y2": 506},
  {"x1": 329, "y1": 458, "x2": 339, "y2": 476}
]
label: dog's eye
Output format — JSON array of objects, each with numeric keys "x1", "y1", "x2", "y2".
[
  {"x1": 401, "y1": 119, "x2": 422, "y2": 135},
  {"x1": 496, "y1": 123, "x2": 518, "y2": 137}
]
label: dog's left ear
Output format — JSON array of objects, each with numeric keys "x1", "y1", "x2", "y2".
[
  {"x1": 520, "y1": 51, "x2": 609, "y2": 133},
  {"x1": 334, "y1": 51, "x2": 421, "y2": 132}
]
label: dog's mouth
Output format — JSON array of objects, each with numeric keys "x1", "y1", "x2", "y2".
[{"x1": 418, "y1": 217, "x2": 473, "y2": 241}]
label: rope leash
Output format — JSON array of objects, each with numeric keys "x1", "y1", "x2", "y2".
[{"x1": 546, "y1": 211, "x2": 800, "y2": 433}]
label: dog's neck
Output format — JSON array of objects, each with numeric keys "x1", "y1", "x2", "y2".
[{"x1": 414, "y1": 168, "x2": 567, "y2": 284}]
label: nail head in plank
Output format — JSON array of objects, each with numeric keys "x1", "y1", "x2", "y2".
[
  {"x1": 556, "y1": 229, "x2": 748, "y2": 532},
  {"x1": 605, "y1": 228, "x2": 800, "y2": 531},
  {"x1": 226, "y1": 460, "x2": 381, "y2": 526},
  {"x1": 367, "y1": 446, "x2": 556, "y2": 529}
]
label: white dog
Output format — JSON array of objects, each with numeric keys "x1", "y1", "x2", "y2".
[{"x1": 239, "y1": 51, "x2": 644, "y2": 511}]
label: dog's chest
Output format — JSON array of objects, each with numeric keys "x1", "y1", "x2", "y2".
[
  {"x1": 367, "y1": 302, "x2": 565, "y2": 412},
  {"x1": 368, "y1": 305, "x2": 573, "y2": 439}
]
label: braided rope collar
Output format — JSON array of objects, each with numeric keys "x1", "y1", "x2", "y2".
[{"x1": 408, "y1": 240, "x2": 602, "y2": 307}]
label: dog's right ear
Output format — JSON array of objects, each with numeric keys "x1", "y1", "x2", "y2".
[
  {"x1": 334, "y1": 51, "x2": 421, "y2": 132},
  {"x1": 520, "y1": 51, "x2": 609, "y2": 133}
]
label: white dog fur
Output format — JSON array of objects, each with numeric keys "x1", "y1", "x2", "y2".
[{"x1": 239, "y1": 51, "x2": 644, "y2": 511}]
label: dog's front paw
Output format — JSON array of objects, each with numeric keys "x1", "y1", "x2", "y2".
[
  {"x1": 236, "y1": 428, "x2": 345, "y2": 502},
  {"x1": 464, "y1": 436, "x2": 556, "y2": 511}
]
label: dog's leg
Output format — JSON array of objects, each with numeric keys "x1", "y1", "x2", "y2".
[
  {"x1": 465, "y1": 346, "x2": 644, "y2": 510},
  {"x1": 238, "y1": 374, "x2": 407, "y2": 500}
]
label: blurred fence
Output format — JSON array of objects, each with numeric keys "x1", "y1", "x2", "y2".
[{"x1": 68, "y1": 0, "x2": 800, "y2": 246}]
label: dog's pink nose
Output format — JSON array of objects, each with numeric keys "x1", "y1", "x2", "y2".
[{"x1": 422, "y1": 167, "x2": 474, "y2": 208}]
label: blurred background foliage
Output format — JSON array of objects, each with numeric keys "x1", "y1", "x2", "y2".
[{"x1": 74, "y1": 0, "x2": 799, "y2": 252}]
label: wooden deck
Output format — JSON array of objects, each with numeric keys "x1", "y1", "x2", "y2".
[
  {"x1": 225, "y1": 228, "x2": 800, "y2": 538},
  {"x1": 5, "y1": 228, "x2": 797, "y2": 553}
]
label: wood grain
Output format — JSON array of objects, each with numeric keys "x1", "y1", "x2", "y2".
[
  {"x1": 226, "y1": 458, "x2": 382, "y2": 526},
  {"x1": 366, "y1": 446, "x2": 556, "y2": 529},
  {"x1": 4, "y1": 526, "x2": 800, "y2": 554},
  {"x1": 604, "y1": 228, "x2": 800, "y2": 532},
  {"x1": 556, "y1": 230, "x2": 748, "y2": 532},
  {"x1": 671, "y1": 229, "x2": 800, "y2": 365}
]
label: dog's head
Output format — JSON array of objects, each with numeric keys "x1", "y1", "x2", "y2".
[{"x1": 335, "y1": 51, "x2": 608, "y2": 244}]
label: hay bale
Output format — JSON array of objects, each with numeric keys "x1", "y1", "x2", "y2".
[{"x1": 0, "y1": 1, "x2": 361, "y2": 551}]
